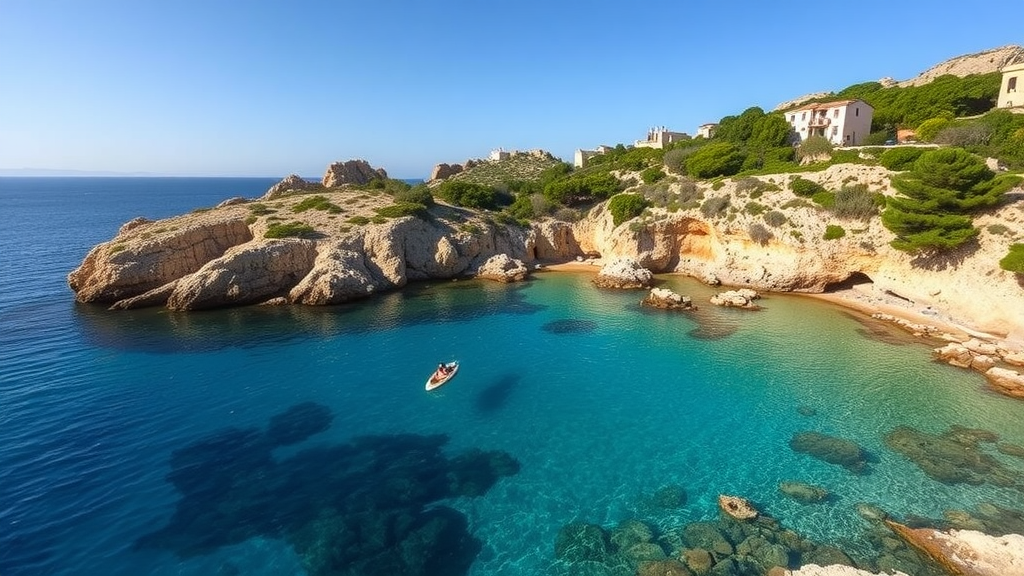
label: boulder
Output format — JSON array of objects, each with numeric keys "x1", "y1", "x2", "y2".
[
  {"x1": 167, "y1": 239, "x2": 317, "y2": 310},
  {"x1": 933, "y1": 343, "x2": 975, "y2": 368},
  {"x1": 886, "y1": 521, "x2": 1024, "y2": 576},
  {"x1": 718, "y1": 494, "x2": 757, "y2": 520},
  {"x1": 429, "y1": 163, "x2": 463, "y2": 181},
  {"x1": 681, "y1": 548, "x2": 713, "y2": 574},
  {"x1": 554, "y1": 522, "x2": 609, "y2": 563},
  {"x1": 789, "y1": 431, "x2": 870, "y2": 474},
  {"x1": 118, "y1": 216, "x2": 153, "y2": 236},
  {"x1": 263, "y1": 174, "x2": 318, "y2": 199},
  {"x1": 637, "y1": 559, "x2": 693, "y2": 576},
  {"x1": 593, "y1": 256, "x2": 653, "y2": 289},
  {"x1": 1003, "y1": 350, "x2": 1024, "y2": 367},
  {"x1": 710, "y1": 289, "x2": 760, "y2": 309},
  {"x1": 475, "y1": 254, "x2": 529, "y2": 283},
  {"x1": 321, "y1": 159, "x2": 387, "y2": 188},
  {"x1": 642, "y1": 288, "x2": 695, "y2": 310},
  {"x1": 985, "y1": 367, "x2": 1024, "y2": 399},
  {"x1": 215, "y1": 196, "x2": 247, "y2": 208},
  {"x1": 779, "y1": 481, "x2": 829, "y2": 504},
  {"x1": 288, "y1": 244, "x2": 381, "y2": 305}
]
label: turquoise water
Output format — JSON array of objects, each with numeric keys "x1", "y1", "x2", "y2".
[{"x1": 2, "y1": 178, "x2": 1024, "y2": 575}]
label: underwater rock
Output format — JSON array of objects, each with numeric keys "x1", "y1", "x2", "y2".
[
  {"x1": 554, "y1": 522, "x2": 610, "y2": 563},
  {"x1": 796, "y1": 406, "x2": 818, "y2": 417},
  {"x1": 543, "y1": 318, "x2": 598, "y2": 334},
  {"x1": 998, "y1": 443, "x2": 1024, "y2": 460},
  {"x1": 637, "y1": 558, "x2": 693, "y2": 576},
  {"x1": 265, "y1": 401, "x2": 333, "y2": 447},
  {"x1": 789, "y1": 431, "x2": 871, "y2": 474},
  {"x1": 681, "y1": 547, "x2": 713, "y2": 574},
  {"x1": 736, "y1": 535, "x2": 789, "y2": 572},
  {"x1": 642, "y1": 287, "x2": 695, "y2": 310},
  {"x1": 800, "y1": 545, "x2": 855, "y2": 569},
  {"x1": 786, "y1": 566, "x2": 909, "y2": 575},
  {"x1": 855, "y1": 504, "x2": 889, "y2": 522},
  {"x1": 682, "y1": 522, "x2": 734, "y2": 559},
  {"x1": 651, "y1": 484, "x2": 688, "y2": 509},
  {"x1": 137, "y1": 410, "x2": 519, "y2": 576},
  {"x1": 623, "y1": 542, "x2": 668, "y2": 564},
  {"x1": 610, "y1": 519, "x2": 655, "y2": 550},
  {"x1": 718, "y1": 494, "x2": 758, "y2": 520},
  {"x1": 779, "y1": 481, "x2": 830, "y2": 504},
  {"x1": 884, "y1": 425, "x2": 1021, "y2": 490}
]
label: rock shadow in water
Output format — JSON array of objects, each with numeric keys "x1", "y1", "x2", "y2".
[
  {"x1": 476, "y1": 373, "x2": 520, "y2": 413},
  {"x1": 136, "y1": 402, "x2": 520, "y2": 576},
  {"x1": 884, "y1": 424, "x2": 1024, "y2": 492},
  {"x1": 542, "y1": 319, "x2": 598, "y2": 335},
  {"x1": 790, "y1": 431, "x2": 874, "y2": 475}
]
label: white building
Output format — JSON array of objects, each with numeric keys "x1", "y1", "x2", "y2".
[
  {"x1": 696, "y1": 123, "x2": 718, "y2": 139},
  {"x1": 634, "y1": 126, "x2": 689, "y2": 149},
  {"x1": 489, "y1": 147, "x2": 512, "y2": 161},
  {"x1": 997, "y1": 62, "x2": 1024, "y2": 111},
  {"x1": 574, "y1": 145, "x2": 613, "y2": 168},
  {"x1": 784, "y1": 99, "x2": 873, "y2": 146}
]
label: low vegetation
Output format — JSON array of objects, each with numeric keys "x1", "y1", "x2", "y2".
[
  {"x1": 1000, "y1": 244, "x2": 1024, "y2": 273},
  {"x1": 265, "y1": 222, "x2": 317, "y2": 239},
  {"x1": 608, "y1": 193, "x2": 649, "y2": 227}
]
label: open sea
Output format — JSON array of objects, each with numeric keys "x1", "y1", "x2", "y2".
[{"x1": 2, "y1": 177, "x2": 1024, "y2": 576}]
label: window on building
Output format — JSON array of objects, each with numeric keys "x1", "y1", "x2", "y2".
[
  {"x1": 1010, "y1": 76, "x2": 1018, "y2": 92},
  {"x1": 832, "y1": 126, "x2": 838, "y2": 136},
  {"x1": 801, "y1": 112, "x2": 806, "y2": 120},
  {"x1": 833, "y1": 109, "x2": 840, "y2": 118},
  {"x1": 855, "y1": 107, "x2": 859, "y2": 117}
]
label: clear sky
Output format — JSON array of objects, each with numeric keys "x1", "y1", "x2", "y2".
[{"x1": 1, "y1": 1, "x2": 1020, "y2": 179}]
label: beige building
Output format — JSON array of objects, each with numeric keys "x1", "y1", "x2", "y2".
[
  {"x1": 696, "y1": 123, "x2": 718, "y2": 139},
  {"x1": 997, "y1": 62, "x2": 1024, "y2": 111},
  {"x1": 785, "y1": 99, "x2": 873, "y2": 146},
  {"x1": 634, "y1": 126, "x2": 689, "y2": 149},
  {"x1": 574, "y1": 145, "x2": 613, "y2": 168}
]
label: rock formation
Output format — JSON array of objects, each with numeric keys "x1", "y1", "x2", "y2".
[
  {"x1": 783, "y1": 566, "x2": 909, "y2": 576},
  {"x1": 321, "y1": 159, "x2": 387, "y2": 188},
  {"x1": 475, "y1": 254, "x2": 529, "y2": 283},
  {"x1": 886, "y1": 521, "x2": 1024, "y2": 576},
  {"x1": 592, "y1": 257, "x2": 653, "y2": 289},
  {"x1": 264, "y1": 174, "x2": 319, "y2": 199},
  {"x1": 710, "y1": 288, "x2": 761, "y2": 309},
  {"x1": 896, "y1": 44, "x2": 1024, "y2": 87},
  {"x1": 718, "y1": 494, "x2": 757, "y2": 520},
  {"x1": 641, "y1": 287, "x2": 694, "y2": 310},
  {"x1": 985, "y1": 367, "x2": 1024, "y2": 399},
  {"x1": 429, "y1": 162, "x2": 463, "y2": 181}
]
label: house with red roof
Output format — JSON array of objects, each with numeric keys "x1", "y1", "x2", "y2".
[{"x1": 784, "y1": 99, "x2": 873, "y2": 146}]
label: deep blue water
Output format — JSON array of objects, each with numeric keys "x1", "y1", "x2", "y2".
[{"x1": 2, "y1": 177, "x2": 1024, "y2": 576}]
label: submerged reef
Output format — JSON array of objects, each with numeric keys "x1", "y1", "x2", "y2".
[
  {"x1": 789, "y1": 431, "x2": 873, "y2": 474},
  {"x1": 884, "y1": 425, "x2": 1024, "y2": 491},
  {"x1": 137, "y1": 402, "x2": 520, "y2": 576}
]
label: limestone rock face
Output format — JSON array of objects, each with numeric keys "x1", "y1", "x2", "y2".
[
  {"x1": 886, "y1": 522, "x2": 1024, "y2": 576},
  {"x1": 118, "y1": 217, "x2": 153, "y2": 236},
  {"x1": 167, "y1": 239, "x2": 318, "y2": 310},
  {"x1": 985, "y1": 367, "x2": 1024, "y2": 398},
  {"x1": 533, "y1": 220, "x2": 582, "y2": 261},
  {"x1": 215, "y1": 197, "x2": 247, "y2": 208},
  {"x1": 429, "y1": 163, "x2": 463, "y2": 181},
  {"x1": 69, "y1": 217, "x2": 254, "y2": 304},
  {"x1": 264, "y1": 174, "x2": 318, "y2": 199},
  {"x1": 475, "y1": 254, "x2": 529, "y2": 283},
  {"x1": 593, "y1": 257, "x2": 653, "y2": 289},
  {"x1": 321, "y1": 160, "x2": 387, "y2": 188},
  {"x1": 288, "y1": 244, "x2": 381, "y2": 305}
]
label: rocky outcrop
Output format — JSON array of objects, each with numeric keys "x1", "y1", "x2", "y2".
[
  {"x1": 288, "y1": 243, "x2": 380, "y2": 305},
  {"x1": 641, "y1": 288, "x2": 694, "y2": 310},
  {"x1": 429, "y1": 163, "x2": 463, "y2": 181},
  {"x1": 321, "y1": 160, "x2": 387, "y2": 188},
  {"x1": 710, "y1": 289, "x2": 761, "y2": 309},
  {"x1": 886, "y1": 521, "x2": 1024, "y2": 576},
  {"x1": 778, "y1": 481, "x2": 829, "y2": 504},
  {"x1": 475, "y1": 254, "x2": 529, "y2": 283},
  {"x1": 896, "y1": 45, "x2": 1024, "y2": 87},
  {"x1": 718, "y1": 495, "x2": 757, "y2": 520},
  {"x1": 784, "y1": 566, "x2": 909, "y2": 576},
  {"x1": 264, "y1": 174, "x2": 319, "y2": 199},
  {"x1": 985, "y1": 367, "x2": 1024, "y2": 399},
  {"x1": 69, "y1": 216, "x2": 254, "y2": 304},
  {"x1": 167, "y1": 239, "x2": 318, "y2": 310},
  {"x1": 215, "y1": 196, "x2": 247, "y2": 208},
  {"x1": 593, "y1": 257, "x2": 653, "y2": 289}
]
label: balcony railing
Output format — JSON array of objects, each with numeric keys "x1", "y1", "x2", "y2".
[{"x1": 808, "y1": 116, "x2": 831, "y2": 127}]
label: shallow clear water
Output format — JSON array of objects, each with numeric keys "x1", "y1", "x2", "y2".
[{"x1": 2, "y1": 178, "x2": 1023, "y2": 575}]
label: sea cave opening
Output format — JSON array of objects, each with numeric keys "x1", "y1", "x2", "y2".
[{"x1": 823, "y1": 271, "x2": 874, "y2": 292}]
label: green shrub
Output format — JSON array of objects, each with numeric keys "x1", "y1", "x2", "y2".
[
  {"x1": 812, "y1": 191, "x2": 835, "y2": 208},
  {"x1": 797, "y1": 135, "x2": 833, "y2": 160},
  {"x1": 435, "y1": 180, "x2": 501, "y2": 209},
  {"x1": 506, "y1": 194, "x2": 535, "y2": 220},
  {"x1": 394, "y1": 185, "x2": 434, "y2": 206},
  {"x1": 987, "y1": 224, "x2": 1010, "y2": 236},
  {"x1": 933, "y1": 124, "x2": 992, "y2": 147},
  {"x1": 790, "y1": 177, "x2": 825, "y2": 197},
  {"x1": 347, "y1": 215, "x2": 370, "y2": 225},
  {"x1": 823, "y1": 225, "x2": 846, "y2": 240},
  {"x1": 711, "y1": 180, "x2": 725, "y2": 191},
  {"x1": 832, "y1": 184, "x2": 879, "y2": 220},
  {"x1": 762, "y1": 210, "x2": 786, "y2": 227},
  {"x1": 244, "y1": 215, "x2": 258, "y2": 225},
  {"x1": 374, "y1": 202, "x2": 429, "y2": 219},
  {"x1": 292, "y1": 195, "x2": 342, "y2": 213},
  {"x1": 265, "y1": 222, "x2": 317, "y2": 238},
  {"x1": 640, "y1": 166, "x2": 665, "y2": 184},
  {"x1": 543, "y1": 171, "x2": 620, "y2": 204},
  {"x1": 879, "y1": 147, "x2": 927, "y2": 171},
  {"x1": 248, "y1": 203, "x2": 275, "y2": 215},
  {"x1": 744, "y1": 201, "x2": 767, "y2": 216},
  {"x1": 686, "y1": 143, "x2": 745, "y2": 179},
  {"x1": 916, "y1": 117, "x2": 952, "y2": 142},
  {"x1": 999, "y1": 244, "x2": 1024, "y2": 273},
  {"x1": 748, "y1": 223, "x2": 773, "y2": 245},
  {"x1": 700, "y1": 196, "x2": 730, "y2": 218},
  {"x1": 608, "y1": 193, "x2": 649, "y2": 226}
]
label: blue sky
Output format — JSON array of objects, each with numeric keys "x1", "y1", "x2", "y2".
[{"x1": 1, "y1": 1, "x2": 1020, "y2": 179}]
